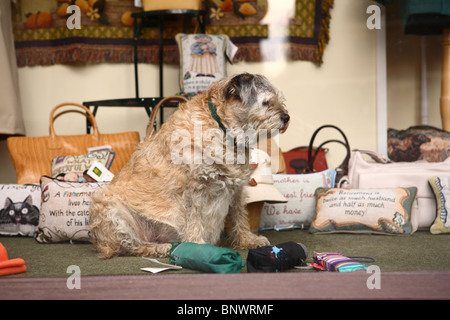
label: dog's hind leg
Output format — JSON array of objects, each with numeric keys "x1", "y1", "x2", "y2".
[
  {"x1": 89, "y1": 193, "x2": 174, "y2": 258},
  {"x1": 127, "y1": 243, "x2": 173, "y2": 257}
]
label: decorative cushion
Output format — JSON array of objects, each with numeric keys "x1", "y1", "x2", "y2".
[
  {"x1": 259, "y1": 169, "x2": 336, "y2": 230},
  {"x1": 37, "y1": 176, "x2": 107, "y2": 243},
  {"x1": 51, "y1": 150, "x2": 115, "y2": 182},
  {"x1": 310, "y1": 187, "x2": 417, "y2": 235},
  {"x1": 0, "y1": 184, "x2": 41, "y2": 236},
  {"x1": 387, "y1": 125, "x2": 450, "y2": 162},
  {"x1": 175, "y1": 33, "x2": 237, "y2": 94},
  {"x1": 428, "y1": 176, "x2": 450, "y2": 234}
]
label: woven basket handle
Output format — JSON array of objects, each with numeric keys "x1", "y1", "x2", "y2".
[
  {"x1": 146, "y1": 96, "x2": 188, "y2": 138},
  {"x1": 49, "y1": 102, "x2": 100, "y2": 139}
]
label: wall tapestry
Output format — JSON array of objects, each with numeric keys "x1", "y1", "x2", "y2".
[{"x1": 12, "y1": 0, "x2": 333, "y2": 67}]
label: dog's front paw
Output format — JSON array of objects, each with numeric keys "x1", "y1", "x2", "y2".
[{"x1": 232, "y1": 233, "x2": 270, "y2": 250}]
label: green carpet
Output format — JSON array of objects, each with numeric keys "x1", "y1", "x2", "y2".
[{"x1": 1, "y1": 230, "x2": 449, "y2": 278}]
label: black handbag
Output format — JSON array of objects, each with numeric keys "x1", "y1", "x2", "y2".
[{"x1": 290, "y1": 124, "x2": 351, "y2": 184}]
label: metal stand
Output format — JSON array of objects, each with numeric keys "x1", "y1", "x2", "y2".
[{"x1": 83, "y1": 9, "x2": 206, "y2": 133}]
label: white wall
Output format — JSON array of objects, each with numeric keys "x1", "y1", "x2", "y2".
[
  {"x1": 386, "y1": 19, "x2": 443, "y2": 129},
  {"x1": 3, "y1": 0, "x2": 437, "y2": 184}
]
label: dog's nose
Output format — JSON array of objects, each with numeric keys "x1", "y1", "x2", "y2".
[{"x1": 281, "y1": 113, "x2": 290, "y2": 124}]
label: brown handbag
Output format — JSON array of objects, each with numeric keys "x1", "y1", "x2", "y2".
[
  {"x1": 7, "y1": 102, "x2": 141, "y2": 184},
  {"x1": 145, "y1": 96, "x2": 188, "y2": 138}
]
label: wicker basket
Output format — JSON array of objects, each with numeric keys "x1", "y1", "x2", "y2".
[{"x1": 142, "y1": 0, "x2": 202, "y2": 11}]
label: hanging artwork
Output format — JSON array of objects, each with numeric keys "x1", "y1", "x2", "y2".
[
  {"x1": 12, "y1": 0, "x2": 333, "y2": 67},
  {"x1": 206, "y1": 0, "x2": 333, "y2": 64}
]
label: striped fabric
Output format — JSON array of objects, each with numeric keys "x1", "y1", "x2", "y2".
[
  {"x1": 312, "y1": 252, "x2": 370, "y2": 272},
  {"x1": 189, "y1": 53, "x2": 219, "y2": 75}
]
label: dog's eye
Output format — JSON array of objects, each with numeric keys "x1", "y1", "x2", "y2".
[{"x1": 263, "y1": 100, "x2": 270, "y2": 107}]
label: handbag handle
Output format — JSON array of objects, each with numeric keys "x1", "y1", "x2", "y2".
[
  {"x1": 307, "y1": 125, "x2": 351, "y2": 176},
  {"x1": 146, "y1": 96, "x2": 188, "y2": 138},
  {"x1": 354, "y1": 149, "x2": 391, "y2": 164},
  {"x1": 287, "y1": 146, "x2": 329, "y2": 174},
  {"x1": 49, "y1": 102, "x2": 100, "y2": 139}
]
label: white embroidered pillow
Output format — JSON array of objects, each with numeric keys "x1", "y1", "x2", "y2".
[{"x1": 175, "y1": 33, "x2": 237, "y2": 94}]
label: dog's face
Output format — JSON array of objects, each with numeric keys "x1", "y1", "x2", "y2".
[{"x1": 217, "y1": 73, "x2": 290, "y2": 135}]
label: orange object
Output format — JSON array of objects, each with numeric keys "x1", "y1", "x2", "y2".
[
  {"x1": 36, "y1": 12, "x2": 52, "y2": 28},
  {"x1": 221, "y1": 0, "x2": 233, "y2": 12},
  {"x1": 25, "y1": 13, "x2": 38, "y2": 30},
  {"x1": 0, "y1": 243, "x2": 27, "y2": 276},
  {"x1": 7, "y1": 102, "x2": 141, "y2": 184}
]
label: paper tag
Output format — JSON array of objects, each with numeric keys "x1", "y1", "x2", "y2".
[
  {"x1": 141, "y1": 267, "x2": 177, "y2": 274},
  {"x1": 86, "y1": 161, "x2": 114, "y2": 182},
  {"x1": 134, "y1": 0, "x2": 142, "y2": 7},
  {"x1": 226, "y1": 39, "x2": 238, "y2": 64},
  {"x1": 141, "y1": 257, "x2": 182, "y2": 274}
]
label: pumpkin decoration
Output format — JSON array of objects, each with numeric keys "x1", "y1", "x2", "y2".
[
  {"x1": 25, "y1": 11, "x2": 52, "y2": 29},
  {"x1": 37, "y1": 11, "x2": 52, "y2": 28},
  {"x1": 57, "y1": 3, "x2": 70, "y2": 17},
  {"x1": 25, "y1": 13, "x2": 38, "y2": 30},
  {"x1": 121, "y1": 11, "x2": 142, "y2": 27},
  {"x1": 239, "y1": 3, "x2": 256, "y2": 16},
  {"x1": 75, "y1": 0, "x2": 90, "y2": 13},
  {"x1": 221, "y1": 0, "x2": 233, "y2": 12},
  {"x1": 121, "y1": 11, "x2": 135, "y2": 26}
]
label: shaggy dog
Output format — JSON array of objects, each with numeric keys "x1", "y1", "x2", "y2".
[{"x1": 89, "y1": 73, "x2": 290, "y2": 258}]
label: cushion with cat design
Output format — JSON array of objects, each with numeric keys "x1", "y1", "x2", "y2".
[{"x1": 0, "y1": 184, "x2": 41, "y2": 237}]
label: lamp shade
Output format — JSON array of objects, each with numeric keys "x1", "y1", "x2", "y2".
[{"x1": 400, "y1": 0, "x2": 450, "y2": 34}]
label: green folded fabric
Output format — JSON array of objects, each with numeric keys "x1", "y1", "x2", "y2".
[{"x1": 169, "y1": 242, "x2": 245, "y2": 274}]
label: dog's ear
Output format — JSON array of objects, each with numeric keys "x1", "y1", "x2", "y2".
[{"x1": 224, "y1": 73, "x2": 257, "y2": 106}]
